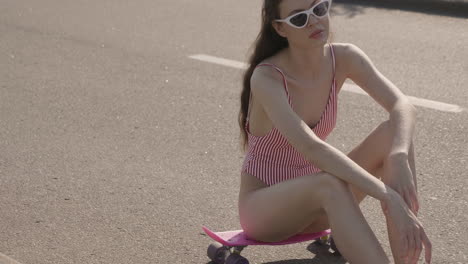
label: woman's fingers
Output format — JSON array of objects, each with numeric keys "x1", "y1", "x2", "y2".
[
  {"x1": 421, "y1": 229, "x2": 432, "y2": 264},
  {"x1": 411, "y1": 229, "x2": 422, "y2": 264},
  {"x1": 399, "y1": 233, "x2": 409, "y2": 263},
  {"x1": 406, "y1": 231, "x2": 416, "y2": 264}
]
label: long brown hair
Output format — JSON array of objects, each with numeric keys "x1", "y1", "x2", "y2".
[{"x1": 238, "y1": 0, "x2": 287, "y2": 152}]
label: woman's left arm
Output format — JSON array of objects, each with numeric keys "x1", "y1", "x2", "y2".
[
  {"x1": 386, "y1": 102, "x2": 419, "y2": 215},
  {"x1": 343, "y1": 43, "x2": 419, "y2": 215}
]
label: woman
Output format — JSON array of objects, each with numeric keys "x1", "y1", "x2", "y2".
[{"x1": 237, "y1": 0, "x2": 432, "y2": 263}]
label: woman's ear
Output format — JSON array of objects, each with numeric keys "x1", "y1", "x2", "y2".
[{"x1": 272, "y1": 21, "x2": 287, "y2": 38}]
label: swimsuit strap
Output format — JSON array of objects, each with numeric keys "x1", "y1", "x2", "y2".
[
  {"x1": 329, "y1": 43, "x2": 336, "y2": 80},
  {"x1": 256, "y1": 63, "x2": 291, "y2": 98}
]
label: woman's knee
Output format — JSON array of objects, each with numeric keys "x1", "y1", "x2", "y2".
[
  {"x1": 346, "y1": 120, "x2": 393, "y2": 173},
  {"x1": 315, "y1": 173, "x2": 353, "y2": 203}
]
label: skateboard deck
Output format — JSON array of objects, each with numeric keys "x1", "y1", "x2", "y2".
[{"x1": 202, "y1": 226, "x2": 331, "y2": 247}]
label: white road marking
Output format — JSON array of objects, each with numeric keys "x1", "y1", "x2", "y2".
[
  {"x1": 0, "y1": 253, "x2": 23, "y2": 264},
  {"x1": 189, "y1": 54, "x2": 465, "y2": 113},
  {"x1": 341, "y1": 84, "x2": 466, "y2": 113},
  {"x1": 189, "y1": 54, "x2": 248, "y2": 69}
]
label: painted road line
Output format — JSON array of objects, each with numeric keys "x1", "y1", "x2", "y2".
[
  {"x1": 189, "y1": 54, "x2": 248, "y2": 69},
  {"x1": 341, "y1": 84, "x2": 466, "y2": 113},
  {"x1": 0, "y1": 253, "x2": 23, "y2": 264},
  {"x1": 189, "y1": 54, "x2": 465, "y2": 113}
]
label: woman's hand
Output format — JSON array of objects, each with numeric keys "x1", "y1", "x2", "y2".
[
  {"x1": 382, "y1": 189, "x2": 432, "y2": 264},
  {"x1": 383, "y1": 153, "x2": 419, "y2": 216}
]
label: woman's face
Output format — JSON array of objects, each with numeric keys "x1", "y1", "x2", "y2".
[{"x1": 273, "y1": 0, "x2": 330, "y2": 47}]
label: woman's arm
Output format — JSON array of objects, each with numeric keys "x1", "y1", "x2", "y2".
[
  {"x1": 343, "y1": 43, "x2": 420, "y2": 213},
  {"x1": 388, "y1": 100, "x2": 417, "y2": 157},
  {"x1": 386, "y1": 101, "x2": 420, "y2": 214},
  {"x1": 344, "y1": 42, "x2": 417, "y2": 155},
  {"x1": 342, "y1": 43, "x2": 431, "y2": 263}
]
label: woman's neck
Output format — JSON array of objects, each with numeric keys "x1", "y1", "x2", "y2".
[{"x1": 283, "y1": 44, "x2": 327, "y2": 79}]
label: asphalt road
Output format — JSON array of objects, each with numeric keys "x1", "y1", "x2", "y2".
[{"x1": 1, "y1": 0, "x2": 467, "y2": 263}]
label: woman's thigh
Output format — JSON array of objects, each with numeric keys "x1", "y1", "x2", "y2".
[{"x1": 238, "y1": 171, "x2": 332, "y2": 243}]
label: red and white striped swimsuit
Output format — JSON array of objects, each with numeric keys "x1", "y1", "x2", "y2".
[{"x1": 241, "y1": 44, "x2": 338, "y2": 186}]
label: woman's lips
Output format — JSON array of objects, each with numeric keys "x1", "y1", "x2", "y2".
[{"x1": 309, "y1": 30, "x2": 324, "y2": 38}]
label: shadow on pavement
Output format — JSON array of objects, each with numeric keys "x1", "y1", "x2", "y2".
[
  {"x1": 263, "y1": 241, "x2": 347, "y2": 263},
  {"x1": 263, "y1": 258, "x2": 346, "y2": 264},
  {"x1": 205, "y1": 240, "x2": 348, "y2": 264},
  {"x1": 333, "y1": 0, "x2": 468, "y2": 19}
]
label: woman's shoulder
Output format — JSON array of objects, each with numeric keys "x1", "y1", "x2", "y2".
[
  {"x1": 250, "y1": 61, "x2": 290, "y2": 99},
  {"x1": 253, "y1": 59, "x2": 286, "y2": 83},
  {"x1": 251, "y1": 63, "x2": 285, "y2": 89},
  {"x1": 329, "y1": 42, "x2": 353, "y2": 57},
  {"x1": 329, "y1": 42, "x2": 368, "y2": 75},
  {"x1": 329, "y1": 42, "x2": 367, "y2": 61},
  {"x1": 257, "y1": 55, "x2": 282, "y2": 69}
]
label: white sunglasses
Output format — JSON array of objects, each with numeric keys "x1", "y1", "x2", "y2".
[{"x1": 275, "y1": 0, "x2": 331, "y2": 29}]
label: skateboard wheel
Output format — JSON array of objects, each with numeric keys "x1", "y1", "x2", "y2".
[
  {"x1": 207, "y1": 242, "x2": 229, "y2": 263},
  {"x1": 225, "y1": 254, "x2": 249, "y2": 264},
  {"x1": 317, "y1": 235, "x2": 330, "y2": 246}
]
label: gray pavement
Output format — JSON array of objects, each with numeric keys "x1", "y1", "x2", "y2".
[{"x1": 1, "y1": 0, "x2": 467, "y2": 263}]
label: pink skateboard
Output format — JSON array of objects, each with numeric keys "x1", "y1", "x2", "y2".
[{"x1": 202, "y1": 226, "x2": 340, "y2": 264}]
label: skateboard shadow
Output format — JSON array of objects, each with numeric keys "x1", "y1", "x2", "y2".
[
  {"x1": 264, "y1": 258, "x2": 346, "y2": 264},
  {"x1": 206, "y1": 257, "x2": 347, "y2": 264},
  {"x1": 262, "y1": 240, "x2": 348, "y2": 264}
]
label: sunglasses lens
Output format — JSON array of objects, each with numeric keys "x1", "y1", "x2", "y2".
[
  {"x1": 313, "y1": 2, "x2": 329, "y2": 17},
  {"x1": 290, "y1": 13, "x2": 308, "y2": 27}
]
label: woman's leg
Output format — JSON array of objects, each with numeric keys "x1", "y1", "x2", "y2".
[
  {"x1": 347, "y1": 125, "x2": 419, "y2": 264},
  {"x1": 239, "y1": 170, "x2": 390, "y2": 263},
  {"x1": 299, "y1": 120, "x2": 419, "y2": 263},
  {"x1": 299, "y1": 120, "x2": 395, "y2": 234}
]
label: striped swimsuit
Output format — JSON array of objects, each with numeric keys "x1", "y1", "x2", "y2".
[{"x1": 241, "y1": 43, "x2": 338, "y2": 186}]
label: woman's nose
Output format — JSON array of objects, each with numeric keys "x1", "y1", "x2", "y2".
[{"x1": 307, "y1": 14, "x2": 320, "y2": 26}]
